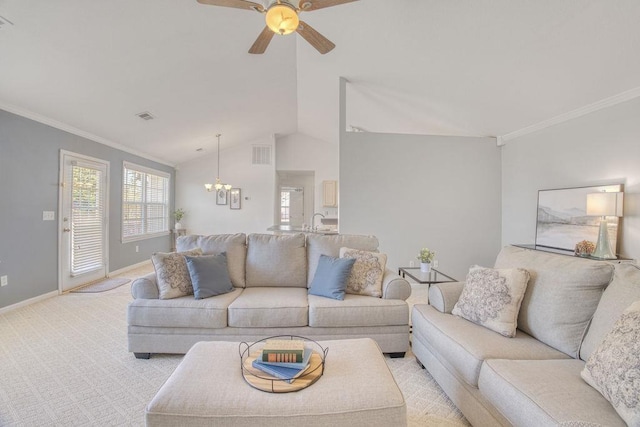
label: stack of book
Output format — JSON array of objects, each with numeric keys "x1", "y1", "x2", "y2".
[{"x1": 252, "y1": 339, "x2": 312, "y2": 384}]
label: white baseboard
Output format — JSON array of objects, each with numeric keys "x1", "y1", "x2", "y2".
[
  {"x1": 0, "y1": 290, "x2": 59, "y2": 315},
  {"x1": 108, "y1": 260, "x2": 152, "y2": 277},
  {"x1": 1, "y1": 261, "x2": 152, "y2": 315}
]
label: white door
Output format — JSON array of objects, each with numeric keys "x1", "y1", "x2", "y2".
[
  {"x1": 59, "y1": 151, "x2": 109, "y2": 292},
  {"x1": 280, "y1": 186, "x2": 304, "y2": 227},
  {"x1": 289, "y1": 189, "x2": 304, "y2": 226}
]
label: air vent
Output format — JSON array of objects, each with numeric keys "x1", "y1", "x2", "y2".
[
  {"x1": 135, "y1": 111, "x2": 155, "y2": 121},
  {"x1": 252, "y1": 145, "x2": 272, "y2": 165}
]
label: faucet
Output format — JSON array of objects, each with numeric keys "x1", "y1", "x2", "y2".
[{"x1": 312, "y1": 213, "x2": 325, "y2": 231}]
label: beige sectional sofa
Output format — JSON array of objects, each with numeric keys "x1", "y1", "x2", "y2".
[
  {"x1": 412, "y1": 245, "x2": 640, "y2": 426},
  {"x1": 128, "y1": 233, "x2": 411, "y2": 359}
]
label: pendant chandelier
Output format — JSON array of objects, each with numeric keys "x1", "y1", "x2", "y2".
[{"x1": 204, "y1": 133, "x2": 232, "y2": 192}]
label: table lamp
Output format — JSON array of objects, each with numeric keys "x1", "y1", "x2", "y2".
[{"x1": 586, "y1": 191, "x2": 623, "y2": 259}]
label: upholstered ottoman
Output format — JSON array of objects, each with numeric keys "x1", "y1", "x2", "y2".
[{"x1": 145, "y1": 338, "x2": 406, "y2": 426}]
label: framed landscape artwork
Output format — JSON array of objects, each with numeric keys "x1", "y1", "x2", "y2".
[{"x1": 535, "y1": 184, "x2": 623, "y2": 252}]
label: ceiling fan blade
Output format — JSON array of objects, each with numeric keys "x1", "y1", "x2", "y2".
[
  {"x1": 197, "y1": 0, "x2": 264, "y2": 12},
  {"x1": 296, "y1": 21, "x2": 335, "y2": 54},
  {"x1": 298, "y1": 0, "x2": 358, "y2": 12},
  {"x1": 249, "y1": 26, "x2": 275, "y2": 54}
]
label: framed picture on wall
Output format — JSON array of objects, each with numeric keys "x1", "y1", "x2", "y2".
[
  {"x1": 230, "y1": 188, "x2": 241, "y2": 210},
  {"x1": 535, "y1": 184, "x2": 623, "y2": 252},
  {"x1": 216, "y1": 189, "x2": 228, "y2": 205}
]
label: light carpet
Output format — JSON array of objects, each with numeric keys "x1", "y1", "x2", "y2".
[{"x1": 0, "y1": 267, "x2": 468, "y2": 426}]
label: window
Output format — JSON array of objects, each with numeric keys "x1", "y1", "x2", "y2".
[
  {"x1": 280, "y1": 191, "x2": 290, "y2": 223},
  {"x1": 122, "y1": 162, "x2": 170, "y2": 242}
]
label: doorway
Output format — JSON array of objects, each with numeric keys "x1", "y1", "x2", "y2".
[
  {"x1": 59, "y1": 151, "x2": 109, "y2": 292},
  {"x1": 275, "y1": 171, "x2": 315, "y2": 227},
  {"x1": 280, "y1": 187, "x2": 304, "y2": 226}
]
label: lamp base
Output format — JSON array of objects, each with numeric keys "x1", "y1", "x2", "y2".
[{"x1": 591, "y1": 219, "x2": 617, "y2": 260}]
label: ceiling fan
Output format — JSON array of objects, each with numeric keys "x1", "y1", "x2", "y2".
[{"x1": 197, "y1": 0, "x2": 358, "y2": 54}]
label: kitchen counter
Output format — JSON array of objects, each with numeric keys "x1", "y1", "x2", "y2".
[{"x1": 267, "y1": 225, "x2": 338, "y2": 235}]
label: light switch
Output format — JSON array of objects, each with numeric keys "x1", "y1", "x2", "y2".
[{"x1": 43, "y1": 211, "x2": 55, "y2": 221}]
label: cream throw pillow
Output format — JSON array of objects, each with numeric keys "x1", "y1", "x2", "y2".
[
  {"x1": 152, "y1": 248, "x2": 203, "y2": 299},
  {"x1": 581, "y1": 300, "x2": 640, "y2": 426},
  {"x1": 452, "y1": 265, "x2": 530, "y2": 337},
  {"x1": 339, "y1": 247, "x2": 386, "y2": 297}
]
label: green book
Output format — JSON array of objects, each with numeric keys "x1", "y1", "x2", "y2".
[
  {"x1": 262, "y1": 339, "x2": 305, "y2": 363},
  {"x1": 260, "y1": 348, "x2": 312, "y2": 369}
]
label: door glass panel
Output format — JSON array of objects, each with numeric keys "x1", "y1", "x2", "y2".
[{"x1": 71, "y1": 164, "x2": 104, "y2": 276}]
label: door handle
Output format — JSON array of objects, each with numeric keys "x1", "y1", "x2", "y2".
[{"x1": 63, "y1": 228, "x2": 71, "y2": 232}]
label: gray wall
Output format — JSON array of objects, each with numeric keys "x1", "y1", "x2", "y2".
[
  {"x1": 340, "y1": 132, "x2": 502, "y2": 281},
  {"x1": 502, "y1": 97, "x2": 640, "y2": 261},
  {"x1": 0, "y1": 109, "x2": 175, "y2": 309}
]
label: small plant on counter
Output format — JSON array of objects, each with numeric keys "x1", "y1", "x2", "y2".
[{"x1": 417, "y1": 248, "x2": 436, "y2": 263}]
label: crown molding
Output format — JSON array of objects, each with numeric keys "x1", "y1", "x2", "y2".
[
  {"x1": 499, "y1": 86, "x2": 640, "y2": 144},
  {"x1": 0, "y1": 102, "x2": 175, "y2": 167}
]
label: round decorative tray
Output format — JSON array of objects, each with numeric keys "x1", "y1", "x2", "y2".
[{"x1": 239, "y1": 335, "x2": 328, "y2": 393}]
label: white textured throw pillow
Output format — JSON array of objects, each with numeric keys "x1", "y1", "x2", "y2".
[
  {"x1": 581, "y1": 300, "x2": 640, "y2": 426},
  {"x1": 452, "y1": 265, "x2": 530, "y2": 337},
  {"x1": 339, "y1": 247, "x2": 386, "y2": 297},
  {"x1": 152, "y1": 248, "x2": 203, "y2": 299}
]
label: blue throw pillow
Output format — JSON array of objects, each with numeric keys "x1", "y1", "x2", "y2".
[
  {"x1": 309, "y1": 255, "x2": 356, "y2": 300},
  {"x1": 184, "y1": 253, "x2": 234, "y2": 299}
]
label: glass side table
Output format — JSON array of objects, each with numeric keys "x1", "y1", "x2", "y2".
[{"x1": 398, "y1": 267, "x2": 456, "y2": 285}]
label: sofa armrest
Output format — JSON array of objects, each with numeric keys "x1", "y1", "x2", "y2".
[
  {"x1": 131, "y1": 272, "x2": 159, "y2": 299},
  {"x1": 382, "y1": 269, "x2": 411, "y2": 301},
  {"x1": 429, "y1": 282, "x2": 465, "y2": 313}
]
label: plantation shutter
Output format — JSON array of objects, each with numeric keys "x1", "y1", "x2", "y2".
[{"x1": 71, "y1": 162, "x2": 105, "y2": 276}]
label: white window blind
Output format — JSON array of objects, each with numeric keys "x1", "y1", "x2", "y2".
[
  {"x1": 122, "y1": 162, "x2": 170, "y2": 242},
  {"x1": 71, "y1": 164, "x2": 104, "y2": 276}
]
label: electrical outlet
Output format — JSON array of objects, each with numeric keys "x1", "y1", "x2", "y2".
[
  {"x1": 43, "y1": 211, "x2": 55, "y2": 221},
  {"x1": 1, "y1": 275, "x2": 7, "y2": 287},
  {"x1": 409, "y1": 260, "x2": 415, "y2": 268},
  {"x1": 433, "y1": 260, "x2": 439, "y2": 268},
  {"x1": 135, "y1": 245, "x2": 139, "y2": 253}
]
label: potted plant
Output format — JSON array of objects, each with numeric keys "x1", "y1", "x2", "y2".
[
  {"x1": 417, "y1": 248, "x2": 436, "y2": 273},
  {"x1": 173, "y1": 208, "x2": 185, "y2": 230}
]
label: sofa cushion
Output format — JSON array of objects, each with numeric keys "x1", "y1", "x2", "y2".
[
  {"x1": 411, "y1": 304, "x2": 569, "y2": 387},
  {"x1": 309, "y1": 255, "x2": 356, "y2": 300},
  {"x1": 581, "y1": 300, "x2": 640, "y2": 426},
  {"x1": 581, "y1": 263, "x2": 640, "y2": 361},
  {"x1": 177, "y1": 233, "x2": 247, "y2": 288},
  {"x1": 246, "y1": 233, "x2": 307, "y2": 288},
  {"x1": 306, "y1": 234, "x2": 379, "y2": 288},
  {"x1": 127, "y1": 288, "x2": 242, "y2": 329},
  {"x1": 152, "y1": 248, "x2": 203, "y2": 299},
  {"x1": 309, "y1": 294, "x2": 408, "y2": 328},
  {"x1": 184, "y1": 253, "x2": 234, "y2": 300},
  {"x1": 227, "y1": 287, "x2": 308, "y2": 327},
  {"x1": 479, "y1": 359, "x2": 626, "y2": 427},
  {"x1": 451, "y1": 265, "x2": 530, "y2": 337},
  {"x1": 494, "y1": 246, "x2": 614, "y2": 357},
  {"x1": 340, "y1": 247, "x2": 387, "y2": 297}
]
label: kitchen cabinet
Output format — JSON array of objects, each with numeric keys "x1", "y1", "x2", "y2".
[{"x1": 323, "y1": 180, "x2": 337, "y2": 207}]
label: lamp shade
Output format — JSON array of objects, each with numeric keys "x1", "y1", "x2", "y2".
[
  {"x1": 266, "y1": 3, "x2": 299, "y2": 35},
  {"x1": 586, "y1": 192, "x2": 623, "y2": 217}
]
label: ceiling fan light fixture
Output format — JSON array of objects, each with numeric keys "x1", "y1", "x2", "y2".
[{"x1": 265, "y1": 2, "x2": 299, "y2": 35}]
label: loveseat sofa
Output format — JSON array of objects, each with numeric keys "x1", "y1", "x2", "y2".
[
  {"x1": 128, "y1": 233, "x2": 411, "y2": 359},
  {"x1": 412, "y1": 245, "x2": 640, "y2": 426}
]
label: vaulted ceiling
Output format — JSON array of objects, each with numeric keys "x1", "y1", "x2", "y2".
[{"x1": 1, "y1": 0, "x2": 640, "y2": 166}]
